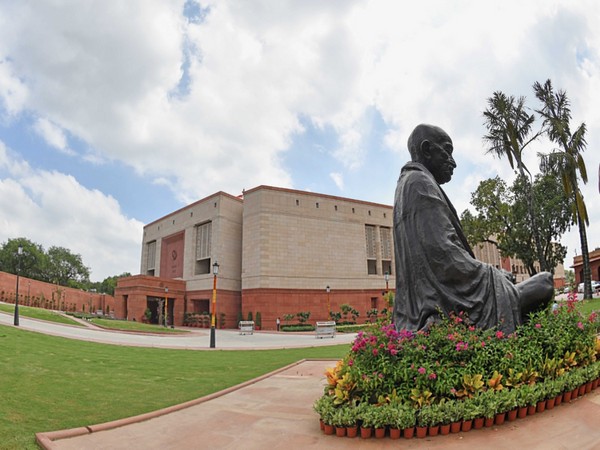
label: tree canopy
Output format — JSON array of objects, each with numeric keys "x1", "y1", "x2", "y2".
[
  {"x1": 461, "y1": 173, "x2": 571, "y2": 276},
  {"x1": 0, "y1": 237, "x2": 130, "y2": 294}
]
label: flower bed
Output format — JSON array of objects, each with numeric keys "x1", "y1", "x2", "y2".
[{"x1": 314, "y1": 300, "x2": 600, "y2": 439}]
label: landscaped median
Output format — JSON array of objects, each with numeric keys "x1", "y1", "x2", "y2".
[{"x1": 314, "y1": 299, "x2": 600, "y2": 439}]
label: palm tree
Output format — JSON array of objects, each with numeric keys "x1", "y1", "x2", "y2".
[
  {"x1": 482, "y1": 92, "x2": 548, "y2": 272},
  {"x1": 533, "y1": 79, "x2": 592, "y2": 298}
]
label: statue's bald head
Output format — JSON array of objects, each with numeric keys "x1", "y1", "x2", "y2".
[
  {"x1": 407, "y1": 124, "x2": 451, "y2": 161},
  {"x1": 407, "y1": 124, "x2": 456, "y2": 184}
]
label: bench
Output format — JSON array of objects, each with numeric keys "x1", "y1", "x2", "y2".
[
  {"x1": 315, "y1": 321, "x2": 336, "y2": 339},
  {"x1": 238, "y1": 320, "x2": 255, "y2": 335}
]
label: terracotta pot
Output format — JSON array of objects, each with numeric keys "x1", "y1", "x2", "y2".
[
  {"x1": 374, "y1": 427, "x2": 386, "y2": 439},
  {"x1": 335, "y1": 426, "x2": 346, "y2": 437},
  {"x1": 517, "y1": 406, "x2": 528, "y2": 419},
  {"x1": 461, "y1": 420, "x2": 473, "y2": 432},
  {"x1": 527, "y1": 405, "x2": 536, "y2": 416},
  {"x1": 323, "y1": 424, "x2": 334, "y2": 435},
  {"x1": 585, "y1": 382, "x2": 593, "y2": 394},
  {"x1": 440, "y1": 424, "x2": 451, "y2": 435},
  {"x1": 474, "y1": 417, "x2": 484, "y2": 429},
  {"x1": 563, "y1": 391, "x2": 572, "y2": 402},
  {"x1": 450, "y1": 421, "x2": 462, "y2": 433},
  {"x1": 593, "y1": 378, "x2": 599, "y2": 390},
  {"x1": 555, "y1": 394, "x2": 563, "y2": 406},
  {"x1": 507, "y1": 408, "x2": 518, "y2": 421},
  {"x1": 571, "y1": 388, "x2": 579, "y2": 399},
  {"x1": 429, "y1": 425, "x2": 440, "y2": 436},
  {"x1": 536, "y1": 400, "x2": 546, "y2": 413},
  {"x1": 494, "y1": 412, "x2": 506, "y2": 426},
  {"x1": 579, "y1": 384, "x2": 586, "y2": 396},
  {"x1": 403, "y1": 427, "x2": 415, "y2": 439},
  {"x1": 546, "y1": 397, "x2": 556, "y2": 410},
  {"x1": 319, "y1": 419, "x2": 324, "y2": 430},
  {"x1": 360, "y1": 426, "x2": 372, "y2": 439},
  {"x1": 389, "y1": 427, "x2": 401, "y2": 440},
  {"x1": 416, "y1": 426, "x2": 427, "y2": 438},
  {"x1": 484, "y1": 417, "x2": 494, "y2": 427},
  {"x1": 346, "y1": 426, "x2": 358, "y2": 438}
]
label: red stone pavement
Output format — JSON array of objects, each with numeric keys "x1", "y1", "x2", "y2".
[{"x1": 37, "y1": 360, "x2": 600, "y2": 450}]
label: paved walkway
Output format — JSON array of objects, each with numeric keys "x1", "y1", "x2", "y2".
[
  {"x1": 37, "y1": 360, "x2": 600, "y2": 450},
  {"x1": 0, "y1": 310, "x2": 357, "y2": 349},
  {"x1": 4, "y1": 309, "x2": 600, "y2": 449}
]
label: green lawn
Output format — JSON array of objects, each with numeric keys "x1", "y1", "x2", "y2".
[
  {"x1": 0, "y1": 325, "x2": 348, "y2": 450},
  {"x1": 0, "y1": 304, "x2": 83, "y2": 327},
  {"x1": 577, "y1": 297, "x2": 600, "y2": 317},
  {"x1": 89, "y1": 317, "x2": 189, "y2": 334}
]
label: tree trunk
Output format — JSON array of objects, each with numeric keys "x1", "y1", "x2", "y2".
[
  {"x1": 520, "y1": 169, "x2": 547, "y2": 273},
  {"x1": 577, "y1": 210, "x2": 592, "y2": 299}
]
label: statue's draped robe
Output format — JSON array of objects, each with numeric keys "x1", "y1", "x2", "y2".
[{"x1": 393, "y1": 162, "x2": 522, "y2": 333}]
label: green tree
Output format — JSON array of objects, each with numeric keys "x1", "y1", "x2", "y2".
[
  {"x1": 43, "y1": 246, "x2": 90, "y2": 288},
  {"x1": 483, "y1": 91, "x2": 547, "y2": 271},
  {"x1": 0, "y1": 237, "x2": 47, "y2": 280},
  {"x1": 462, "y1": 173, "x2": 571, "y2": 275},
  {"x1": 88, "y1": 272, "x2": 132, "y2": 295},
  {"x1": 533, "y1": 79, "x2": 592, "y2": 299}
]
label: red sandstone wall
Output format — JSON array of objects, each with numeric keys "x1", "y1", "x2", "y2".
[
  {"x1": 0, "y1": 271, "x2": 114, "y2": 314},
  {"x1": 186, "y1": 289, "x2": 241, "y2": 329},
  {"x1": 242, "y1": 288, "x2": 391, "y2": 330}
]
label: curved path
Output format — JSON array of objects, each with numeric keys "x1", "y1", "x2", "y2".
[{"x1": 0, "y1": 311, "x2": 357, "y2": 349}]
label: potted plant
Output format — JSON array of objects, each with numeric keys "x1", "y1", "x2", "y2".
[
  {"x1": 255, "y1": 311, "x2": 262, "y2": 330},
  {"x1": 533, "y1": 383, "x2": 548, "y2": 412},
  {"x1": 392, "y1": 403, "x2": 416, "y2": 439},
  {"x1": 417, "y1": 403, "x2": 443, "y2": 436},
  {"x1": 461, "y1": 396, "x2": 483, "y2": 431},
  {"x1": 476, "y1": 391, "x2": 498, "y2": 427},
  {"x1": 516, "y1": 384, "x2": 535, "y2": 418},
  {"x1": 356, "y1": 403, "x2": 376, "y2": 439},
  {"x1": 313, "y1": 395, "x2": 335, "y2": 435},
  {"x1": 330, "y1": 405, "x2": 358, "y2": 437}
]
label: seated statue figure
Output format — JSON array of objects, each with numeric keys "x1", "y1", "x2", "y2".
[{"x1": 393, "y1": 124, "x2": 554, "y2": 334}]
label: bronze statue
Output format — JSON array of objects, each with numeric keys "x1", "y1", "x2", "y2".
[{"x1": 393, "y1": 124, "x2": 553, "y2": 334}]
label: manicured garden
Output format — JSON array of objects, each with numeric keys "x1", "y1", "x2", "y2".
[
  {"x1": 315, "y1": 296, "x2": 600, "y2": 439},
  {"x1": 0, "y1": 326, "x2": 349, "y2": 449}
]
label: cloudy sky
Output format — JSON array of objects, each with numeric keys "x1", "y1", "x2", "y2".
[{"x1": 0, "y1": 0, "x2": 598, "y2": 281}]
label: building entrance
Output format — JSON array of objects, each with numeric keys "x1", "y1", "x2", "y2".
[{"x1": 146, "y1": 296, "x2": 174, "y2": 326}]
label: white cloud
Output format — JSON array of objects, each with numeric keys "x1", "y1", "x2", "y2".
[
  {"x1": 33, "y1": 118, "x2": 74, "y2": 155},
  {"x1": 329, "y1": 172, "x2": 344, "y2": 191},
  {"x1": 0, "y1": 0, "x2": 598, "y2": 275},
  {"x1": 0, "y1": 141, "x2": 142, "y2": 281}
]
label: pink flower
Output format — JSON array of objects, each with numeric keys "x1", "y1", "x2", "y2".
[
  {"x1": 495, "y1": 331, "x2": 504, "y2": 339},
  {"x1": 577, "y1": 321, "x2": 584, "y2": 330},
  {"x1": 372, "y1": 348, "x2": 379, "y2": 356},
  {"x1": 468, "y1": 326, "x2": 476, "y2": 331},
  {"x1": 348, "y1": 359, "x2": 354, "y2": 367},
  {"x1": 480, "y1": 341, "x2": 485, "y2": 347},
  {"x1": 390, "y1": 348, "x2": 398, "y2": 356},
  {"x1": 535, "y1": 323, "x2": 541, "y2": 329},
  {"x1": 428, "y1": 373, "x2": 437, "y2": 380},
  {"x1": 456, "y1": 341, "x2": 469, "y2": 352},
  {"x1": 418, "y1": 367, "x2": 426, "y2": 375}
]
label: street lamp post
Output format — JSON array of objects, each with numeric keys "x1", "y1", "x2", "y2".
[
  {"x1": 326, "y1": 285, "x2": 331, "y2": 320},
  {"x1": 13, "y1": 244, "x2": 23, "y2": 326},
  {"x1": 209, "y1": 261, "x2": 219, "y2": 348},
  {"x1": 164, "y1": 287, "x2": 169, "y2": 328}
]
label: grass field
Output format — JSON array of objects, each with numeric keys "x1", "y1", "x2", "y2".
[
  {"x1": 577, "y1": 297, "x2": 600, "y2": 316},
  {"x1": 89, "y1": 317, "x2": 189, "y2": 334},
  {"x1": 0, "y1": 325, "x2": 348, "y2": 450},
  {"x1": 0, "y1": 304, "x2": 83, "y2": 327}
]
